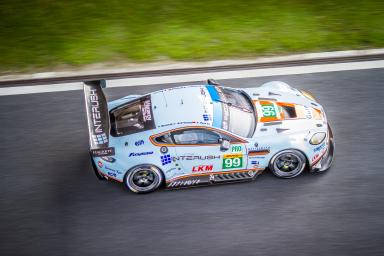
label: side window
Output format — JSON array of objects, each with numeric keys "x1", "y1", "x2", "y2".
[
  {"x1": 172, "y1": 129, "x2": 221, "y2": 145},
  {"x1": 154, "y1": 133, "x2": 173, "y2": 144},
  {"x1": 110, "y1": 95, "x2": 155, "y2": 137},
  {"x1": 216, "y1": 131, "x2": 238, "y2": 143}
]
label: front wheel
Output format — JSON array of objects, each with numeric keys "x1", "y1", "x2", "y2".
[
  {"x1": 124, "y1": 165, "x2": 164, "y2": 193},
  {"x1": 269, "y1": 150, "x2": 306, "y2": 178}
]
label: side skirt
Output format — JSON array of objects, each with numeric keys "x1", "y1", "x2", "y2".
[{"x1": 165, "y1": 169, "x2": 264, "y2": 189}]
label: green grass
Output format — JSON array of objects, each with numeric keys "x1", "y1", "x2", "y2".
[{"x1": 0, "y1": 0, "x2": 383, "y2": 73}]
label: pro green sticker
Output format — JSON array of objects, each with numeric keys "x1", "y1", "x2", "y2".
[{"x1": 231, "y1": 145, "x2": 242, "y2": 152}]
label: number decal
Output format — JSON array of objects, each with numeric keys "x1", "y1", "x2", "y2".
[
  {"x1": 222, "y1": 154, "x2": 243, "y2": 169},
  {"x1": 261, "y1": 104, "x2": 277, "y2": 117}
]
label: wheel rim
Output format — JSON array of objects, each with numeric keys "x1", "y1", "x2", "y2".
[
  {"x1": 273, "y1": 152, "x2": 304, "y2": 178},
  {"x1": 127, "y1": 167, "x2": 160, "y2": 192},
  {"x1": 132, "y1": 170, "x2": 155, "y2": 187}
]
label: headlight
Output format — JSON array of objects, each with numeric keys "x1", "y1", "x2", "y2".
[
  {"x1": 300, "y1": 90, "x2": 317, "y2": 102},
  {"x1": 310, "y1": 132, "x2": 326, "y2": 145}
]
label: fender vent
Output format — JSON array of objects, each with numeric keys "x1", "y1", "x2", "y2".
[{"x1": 281, "y1": 105, "x2": 297, "y2": 118}]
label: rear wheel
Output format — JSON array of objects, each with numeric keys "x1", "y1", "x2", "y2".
[
  {"x1": 124, "y1": 165, "x2": 163, "y2": 193},
  {"x1": 269, "y1": 150, "x2": 306, "y2": 178}
]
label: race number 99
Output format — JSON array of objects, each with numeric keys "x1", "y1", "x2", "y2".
[
  {"x1": 223, "y1": 154, "x2": 243, "y2": 169},
  {"x1": 261, "y1": 104, "x2": 277, "y2": 117}
]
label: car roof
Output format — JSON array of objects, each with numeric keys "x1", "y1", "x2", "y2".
[{"x1": 150, "y1": 85, "x2": 215, "y2": 129}]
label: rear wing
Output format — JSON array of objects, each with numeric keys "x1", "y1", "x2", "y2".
[{"x1": 83, "y1": 80, "x2": 115, "y2": 157}]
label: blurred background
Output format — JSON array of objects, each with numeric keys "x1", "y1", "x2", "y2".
[
  {"x1": 0, "y1": 0, "x2": 383, "y2": 74},
  {"x1": 1, "y1": 1, "x2": 384, "y2": 256}
]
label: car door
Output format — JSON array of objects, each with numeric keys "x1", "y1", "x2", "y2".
[
  {"x1": 171, "y1": 127, "x2": 248, "y2": 176},
  {"x1": 171, "y1": 128, "x2": 222, "y2": 175}
]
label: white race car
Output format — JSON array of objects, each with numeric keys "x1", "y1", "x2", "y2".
[{"x1": 83, "y1": 79, "x2": 334, "y2": 193}]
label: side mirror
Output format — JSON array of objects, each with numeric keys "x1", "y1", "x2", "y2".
[{"x1": 219, "y1": 139, "x2": 230, "y2": 151}]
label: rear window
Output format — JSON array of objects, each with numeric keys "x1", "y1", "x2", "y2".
[{"x1": 110, "y1": 95, "x2": 155, "y2": 136}]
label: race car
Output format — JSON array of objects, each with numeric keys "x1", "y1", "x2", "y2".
[{"x1": 83, "y1": 79, "x2": 334, "y2": 193}]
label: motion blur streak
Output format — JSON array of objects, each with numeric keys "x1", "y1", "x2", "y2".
[{"x1": 0, "y1": 69, "x2": 384, "y2": 255}]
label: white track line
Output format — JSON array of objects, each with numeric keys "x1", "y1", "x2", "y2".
[{"x1": 1, "y1": 60, "x2": 384, "y2": 96}]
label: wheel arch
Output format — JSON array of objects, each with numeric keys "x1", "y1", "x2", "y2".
[
  {"x1": 268, "y1": 147, "x2": 311, "y2": 173},
  {"x1": 123, "y1": 163, "x2": 166, "y2": 187}
]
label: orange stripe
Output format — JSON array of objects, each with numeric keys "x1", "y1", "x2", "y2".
[
  {"x1": 312, "y1": 108, "x2": 323, "y2": 120},
  {"x1": 260, "y1": 116, "x2": 281, "y2": 122},
  {"x1": 248, "y1": 150, "x2": 270, "y2": 156},
  {"x1": 276, "y1": 102, "x2": 296, "y2": 108}
]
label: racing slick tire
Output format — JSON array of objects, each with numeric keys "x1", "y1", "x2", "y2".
[
  {"x1": 124, "y1": 165, "x2": 164, "y2": 194},
  {"x1": 269, "y1": 149, "x2": 306, "y2": 179}
]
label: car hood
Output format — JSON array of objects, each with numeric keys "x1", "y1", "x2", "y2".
[{"x1": 241, "y1": 81, "x2": 328, "y2": 138}]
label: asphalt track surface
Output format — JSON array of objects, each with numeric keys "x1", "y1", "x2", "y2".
[{"x1": 1, "y1": 69, "x2": 384, "y2": 256}]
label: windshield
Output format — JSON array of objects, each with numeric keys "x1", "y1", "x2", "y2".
[
  {"x1": 110, "y1": 95, "x2": 155, "y2": 136},
  {"x1": 216, "y1": 87, "x2": 256, "y2": 138}
]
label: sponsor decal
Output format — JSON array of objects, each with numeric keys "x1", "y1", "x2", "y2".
[
  {"x1": 249, "y1": 156, "x2": 266, "y2": 159},
  {"x1": 158, "y1": 121, "x2": 211, "y2": 128},
  {"x1": 203, "y1": 114, "x2": 211, "y2": 121},
  {"x1": 173, "y1": 155, "x2": 220, "y2": 161},
  {"x1": 312, "y1": 153, "x2": 321, "y2": 163},
  {"x1": 142, "y1": 99, "x2": 152, "y2": 122},
  {"x1": 161, "y1": 154, "x2": 172, "y2": 165},
  {"x1": 312, "y1": 141, "x2": 328, "y2": 164},
  {"x1": 313, "y1": 142, "x2": 326, "y2": 152},
  {"x1": 168, "y1": 179, "x2": 201, "y2": 188},
  {"x1": 248, "y1": 146, "x2": 270, "y2": 156},
  {"x1": 92, "y1": 133, "x2": 108, "y2": 145},
  {"x1": 231, "y1": 145, "x2": 242, "y2": 152},
  {"x1": 251, "y1": 160, "x2": 259, "y2": 165},
  {"x1": 135, "y1": 140, "x2": 144, "y2": 146},
  {"x1": 160, "y1": 146, "x2": 168, "y2": 154},
  {"x1": 107, "y1": 172, "x2": 117, "y2": 178},
  {"x1": 261, "y1": 103, "x2": 277, "y2": 117},
  {"x1": 91, "y1": 147, "x2": 115, "y2": 157},
  {"x1": 192, "y1": 165, "x2": 213, "y2": 172},
  {"x1": 129, "y1": 151, "x2": 154, "y2": 157},
  {"x1": 200, "y1": 88, "x2": 211, "y2": 114},
  {"x1": 101, "y1": 156, "x2": 115, "y2": 163},
  {"x1": 97, "y1": 161, "x2": 103, "y2": 168},
  {"x1": 84, "y1": 83, "x2": 110, "y2": 150},
  {"x1": 248, "y1": 146, "x2": 270, "y2": 151},
  {"x1": 105, "y1": 166, "x2": 122, "y2": 175},
  {"x1": 89, "y1": 89, "x2": 103, "y2": 134},
  {"x1": 304, "y1": 106, "x2": 312, "y2": 119},
  {"x1": 222, "y1": 154, "x2": 243, "y2": 169}
]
